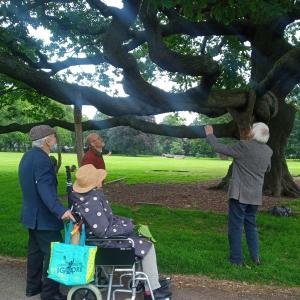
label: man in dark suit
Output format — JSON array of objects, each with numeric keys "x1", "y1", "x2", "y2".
[
  {"x1": 19, "y1": 125, "x2": 75, "y2": 300},
  {"x1": 205, "y1": 123, "x2": 273, "y2": 266}
]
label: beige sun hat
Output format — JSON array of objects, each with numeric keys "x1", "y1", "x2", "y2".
[{"x1": 73, "y1": 164, "x2": 107, "y2": 193}]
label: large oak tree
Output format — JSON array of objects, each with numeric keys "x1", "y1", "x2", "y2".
[{"x1": 1, "y1": 0, "x2": 300, "y2": 196}]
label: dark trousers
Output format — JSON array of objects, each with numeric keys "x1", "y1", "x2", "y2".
[
  {"x1": 27, "y1": 229, "x2": 63, "y2": 298},
  {"x1": 228, "y1": 199, "x2": 259, "y2": 264}
]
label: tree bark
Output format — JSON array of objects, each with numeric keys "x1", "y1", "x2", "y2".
[
  {"x1": 250, "y1": 26, "x2": 300, "y2": 196},
  {"x1": 264, "y1": 101, "x2": 300, "y2": 196},
  {"x1": 215, "y1": 163, "x2": 232, "y2": 190}
]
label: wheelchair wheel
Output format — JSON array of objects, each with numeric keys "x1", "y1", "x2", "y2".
[{"x1": 67, "y1": 284, "x2": 102, "y2": 300}]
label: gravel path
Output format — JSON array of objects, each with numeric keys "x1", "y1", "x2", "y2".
[{"x1": 1, "y1": 257, "x2": 299, "y2": 300}]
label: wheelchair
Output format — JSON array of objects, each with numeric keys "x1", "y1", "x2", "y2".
[
  {"x1": 65, "y1": 166, "x2": 170, "y2": 300},
  {"x1": 67, "y1": 235, "x2": 157, "y2": 300}
]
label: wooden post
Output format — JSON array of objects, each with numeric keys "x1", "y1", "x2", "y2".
[
  {"x1": 56, "y1": 133, "x2": 62, "y2": 173},
  {"x1": 74, "y1": 105, "x2": 84, "y2": 166}
]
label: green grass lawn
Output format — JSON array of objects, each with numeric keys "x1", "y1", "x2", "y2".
[{"x1": 1, "y1": 152, "x2": 300, "y2": 286}]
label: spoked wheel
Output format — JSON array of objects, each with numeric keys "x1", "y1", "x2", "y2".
[{"x1": 67, "y1": 284, "x2": 102, "y2": 300}]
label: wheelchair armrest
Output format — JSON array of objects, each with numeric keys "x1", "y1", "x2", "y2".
[
  {"x1": 86, "y1": 236, "x2": 135, "y2": 247},
  {"x1": 87, "y1": 235, "x2": 127, "y2": 241}
]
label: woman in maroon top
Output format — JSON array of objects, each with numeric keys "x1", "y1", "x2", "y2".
[{"x1": 81, "y1": 133, "x2": 106, "y2": 169}]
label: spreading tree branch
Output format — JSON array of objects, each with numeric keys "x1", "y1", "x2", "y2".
[
  {"x1": 0, "y1": 52, "x2": 250, "y2": 117},
  {"x1": 38, "y1": 55, "x2": 107, "y2": 74},
  {"x1": 0, "y1": 116, "x2": 237, "y2": 139},
  {"x1": 139, "y1": 1, "x2": 220, "y2": 78},
  {"x1": 125, "y1": 9, "x2": 253, "y2": 52},
  {"x1": 255, "y1": 45, "x2": 300, "y2": 97},
  {"x1": 86, "y1": 0, "x2": 121, "y2": 18}
]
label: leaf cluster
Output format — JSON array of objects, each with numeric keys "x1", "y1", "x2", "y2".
[{"x1": 156, "y1": 0, "x2": 296, "y2": 23}]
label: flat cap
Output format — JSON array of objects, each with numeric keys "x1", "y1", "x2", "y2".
[{"x1": 29, "y1": 125, "x2": 56, "y2": 141}]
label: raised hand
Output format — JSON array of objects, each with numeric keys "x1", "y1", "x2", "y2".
[{"x1": 204, "y1": 125, "x2": 214, "y2": 136}]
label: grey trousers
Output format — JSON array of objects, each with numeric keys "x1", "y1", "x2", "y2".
[{"x1": 142, "y1": 245, "x2": 161, "y2": 291}]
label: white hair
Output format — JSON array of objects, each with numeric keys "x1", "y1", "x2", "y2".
[
  {"x1": 32, "y1": 136, "x2": 49, "y2": 148},
  {"x1": 251, "y1": 122, "x2": 270, "y2": 143}
]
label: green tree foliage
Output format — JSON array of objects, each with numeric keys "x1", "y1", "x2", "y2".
[
  {"x1": 0, "y1": 76, "x2": 66, "y2": 122},
  {"x1": 286, "y1": 115, "x2": 300, "y2": 158},
  {"x1": 157, "y1": 0, "x2": 295, "y2": 23},
  {"x1": 0, "y1": 78, "x2": 75, "y2": 150},
  {"x1": 157, "y1": 113, "x2": 186, "y2": 155},
  {"x1": 286, "y1": 85, "x2": 300, "y2": 158}
]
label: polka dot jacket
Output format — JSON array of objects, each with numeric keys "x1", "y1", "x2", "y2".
[{"x1": 70, "y1": 189, "x2": 152, "y2": 258}]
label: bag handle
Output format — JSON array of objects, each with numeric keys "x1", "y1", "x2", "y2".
[
  {"x1": 79, "y1": 224, "x2": 86, "y2": 245},
  {"x1": 64, "y1": 221, "x2": 86, "y2": 246},
  {"x1": 64, "y1": 221, "x2": 72, "y2": 244}
]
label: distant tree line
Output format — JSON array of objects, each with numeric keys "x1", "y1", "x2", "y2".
[{"x1": 1, "y1": 104, "x2": 300, "y2": 158}]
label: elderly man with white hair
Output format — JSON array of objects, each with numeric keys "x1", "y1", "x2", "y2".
[{"x1": 204, "y1": 122, "x2": 273, "y2": 266}]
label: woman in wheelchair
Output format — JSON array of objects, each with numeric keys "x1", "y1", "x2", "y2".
[{"x1": 70, "y1": 164, "x2": 172, "y2": 300}]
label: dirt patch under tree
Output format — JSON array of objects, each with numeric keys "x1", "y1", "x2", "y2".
[{"x1": 104, "y1": 179, "x2": 300, "y2": 212}]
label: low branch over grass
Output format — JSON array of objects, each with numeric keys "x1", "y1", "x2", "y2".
[{"x1": 0, "y1": 117, "x2": 237, "y2": 139}]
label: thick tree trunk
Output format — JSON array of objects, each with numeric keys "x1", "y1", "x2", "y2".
[
  {"x1": 247, "y1": 26, "x2": 300, "y2": 197},
  {"x1": 215, "y1": 163, "x2": 232, "y2": 190},
  {"x1": 264, "y1": 101, "x2": 300, "y2": 196}
]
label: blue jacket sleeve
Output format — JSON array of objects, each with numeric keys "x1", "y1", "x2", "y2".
[{"x1": 34, "y1": 158, "x2": 67, "y2": 219}]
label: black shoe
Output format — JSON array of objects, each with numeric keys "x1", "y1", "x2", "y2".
[
  {"x1": 26, "y1": 289, "x2": 41, "y2": 297},
  {"x1": 41, "y1": 292, "x2": 67, "y2": 300},
  {"x1": 159, "y1": 277, "x2": 171, "y2": 289},
  {"x1": 153, "y1": 286, "x2": 172, "y2": 299},
  {"x1": 144, "y1": 286, "x2": 172, "y2": 299}
]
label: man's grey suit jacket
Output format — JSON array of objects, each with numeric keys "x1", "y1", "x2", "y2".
[{"x1": 206, "y1": 134, "x2": 273, "y2": 205}]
